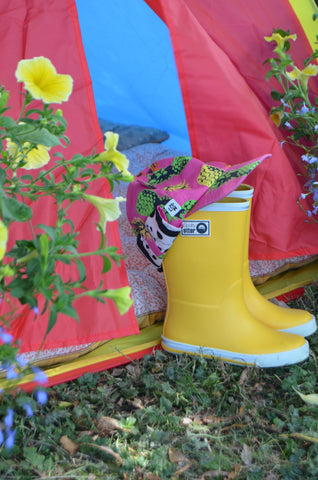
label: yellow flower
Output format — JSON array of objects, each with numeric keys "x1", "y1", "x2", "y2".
[
  {"x1": 101, "y1": 286, "x2": 134, "y2": 315},
  {"x1": 84, "y1": 194, "x2": 126, "y2": 233},
  {"x1": 7, "y1": 139, "x2": 50, "y2": 170},
  {"x1": 270, "y1": 110, "x2": 284, "y2": 127},
  {"x1": 0, "y1": 220, "x2": 8, "y2": 261},
  {"x1": 97, "y1": 131, "x2": 133, "y2": 178},
  {"x1": 15, "y1": 56, "x2": 73, "y2": 104},
  {"x1": 286, "y1": 64, "x2": 318, "y2": 91},
  {"x1": 264, "y1": 32, "x2": 297, "y2": 49}
]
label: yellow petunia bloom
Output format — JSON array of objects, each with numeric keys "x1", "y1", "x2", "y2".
[
  {"x1": 84, "y1": 194, "x2": 126, "y2": 233},
  {"x1": 97, "y1": 131, "x2": 133, "y2": 178},
  {"x1": 101, "y1": 286, "x2": 134, "y2": 315},
  {"x1": 15, "y1": 56, "x2": 73, "y2": 104},
  {"x1": 7, "y1": 139, "x2": 50, "y2": 170},
  {"x1": 286, "y1": 64, "x2": 318, "y2": 91},
  {"x1": 264, "y1": 32, "x2": 297, "y2": 49},
  {"x1": 0, "y1": 220, "x2": 8, "y2": 261},
  {"x1": 270, "y1": 110, "x2": 284, "y2": 127}
]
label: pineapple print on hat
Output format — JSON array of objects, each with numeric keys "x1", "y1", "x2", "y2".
[{"x1": 197, "y1": 164, "x2": 224, "y2": 188}]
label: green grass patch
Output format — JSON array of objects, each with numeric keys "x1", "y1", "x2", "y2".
[{"x1": 1, "y1": 287, "x2": 318, "y2": 479}]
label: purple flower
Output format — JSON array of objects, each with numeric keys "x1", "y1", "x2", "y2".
[
  {"x1": 22, "y1": 403, "x2": 33, "y2": 417},
  {"x1": 5, "y1": 429, "x2": 16, "y2": 449},
  {"x1": 0, "y1": 429, "x2": 3, "y2": 445},
  {"x1": 32, "y1": 367, "x2": 48, "y2": 385},
  {"x1": 307, "y1": 210, "x2": 312, "y2": 217},
  {"x1": 36, "y1": 389, "x2": 48, "y2": 405},
  {"x1": 285, "y1": 121, "x2": 292, "y2": 129},
  {"x1": 4, "y1": 408, "x2": 14, "y2": 428}
]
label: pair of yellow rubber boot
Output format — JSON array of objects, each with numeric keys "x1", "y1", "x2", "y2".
[{"x1": 162, "y1": 185, "x2": 316, "y2": 367}]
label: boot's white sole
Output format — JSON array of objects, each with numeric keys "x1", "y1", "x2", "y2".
[
  {"x1": 278, "y1": 314, "x2": 317, "y2": 337},
  {"x1": 161, "y1": 335, "x2": 309, "y2": 368}
]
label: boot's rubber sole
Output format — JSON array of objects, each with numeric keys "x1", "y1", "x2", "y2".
[
  {"x1": 161, "y1": 335, "x2": 309, "y2": 368},
  {"x1": 278, "y1": 314, "x2": 317, "y2": 337}
]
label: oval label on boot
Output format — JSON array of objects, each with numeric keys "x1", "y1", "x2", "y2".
[{"x1": 181, "y1": 220, "x2": 210, "y2": 237}]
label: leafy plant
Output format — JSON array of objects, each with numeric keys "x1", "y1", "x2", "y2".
[
  {"x1": 264, "y1": 28, "x2": 318, "y2": 219},
  {"x1": 0, "y1": 56, "x2": 134, "y2": 448}
]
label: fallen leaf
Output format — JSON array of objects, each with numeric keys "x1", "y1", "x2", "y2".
[
  {"x1": 241, "y1": 444, "x2": 253, "y2": 466},
  {"x1": 227, "y1": 464, "x2": 241, "y2": 479},
  {"x1": 145, "y1": 473, "x2": 161, "y2": 480},
  {"x1": 175, "y1": 462, "x2": 192, "y2": 476},
  {"x1": 238, "y1": 368, "x2": 249, "y2": 385},
  {"x1": 200, "y1": 470, "x2": 229, "y2": 479},
  {"x1": 60, "y1": 435, "x2": 79, "y2": 455},
  {"x1": 127, "y1": 398, "x2": 144, "y2": 409},
  {"x1": 293, "y1": 387, "x2": 318, "y2": 406},
  {"x1": 84, "y1": 443, "x2": 123, "y2": 464},
  {"x1": 168, "y1": 446, "x2": 188, "y2": 465},
  {"x1": 97, "y1": 415, "x2": 123, "y2": 435},
  {"x1": 180, "y1": 417, "x2": 192, "y2": 426}
]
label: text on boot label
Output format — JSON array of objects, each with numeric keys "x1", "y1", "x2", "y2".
[{"x1": 181, "y1": 220, "x2": 210, "y2": 237}]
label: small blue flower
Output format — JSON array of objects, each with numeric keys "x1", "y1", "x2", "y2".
[
  {"x1": 300, "y1": 193, "x2": 307, "y2": 199},
  {"x1": 0, "y1": 327, "x2": 13, "y2": 344},
  {"x1": 16, "y1": 355, "x2": 28, "y2": 368},
  {"x1": 31, "y1": 306, "x2": 39, "y2": 315},
  {"x1": 4, "y1": 408, "x2": 14, "y2": 428},
  {"x1": 0, "y1": 429, "x2": 4, "y2": 445},
  {"x1": 6, "y1": 365, "x2": 18, "y2": 380},
  {"x1": 22, "y1": 403, "x2": 33, "y2": 417},
  {"x1": 32, "y1": 367, "x2": 48, "y2": 385},
  {"x1": 5, "y1": 429, "x2": 16, "y2": 449},
  {"x1": 300, "y1": 103, "x2": 310, "y2": 114},
  {"x1": 307, "y1": 210, "x2": 312, "y2": 217},
  {"x1": 36, "y1": 389, "x2": 48, "y2": 405},
  {"x1": 314, "y1": 124, "x2": 318, "y2": 132},
  {"x1": 301, "y1": 154, "x2": 317, "y2": 164},
  {"x1": 285, "y1": 122, "x2": 292, "y2": 129}
]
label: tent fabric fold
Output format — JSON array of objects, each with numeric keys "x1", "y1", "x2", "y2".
[
  {"x1": 0, "y1": 0, "x2": 139, "y2": 355},
  {"x1": 145, "y1": 0, "x2": 318, "y2": 260},
  {"x1": 1, "y1": 0, "x2": 318, "y2": 371}
]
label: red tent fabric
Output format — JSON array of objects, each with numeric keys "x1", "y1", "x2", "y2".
[
  {"x1": 146, "y1": 0, "x2": 318, "y2": 260},
  {"x1": 0, "y1": 0, "x2": 139, "y2": 353}
]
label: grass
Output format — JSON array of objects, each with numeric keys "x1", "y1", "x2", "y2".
[{"x1": 1, "y1": 286, "x2": 318, "y2": 479}]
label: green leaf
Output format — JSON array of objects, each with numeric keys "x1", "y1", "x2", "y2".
[
  {"x1": 294, "y1": 387, "x2": 318, "y2": 406},
  {"x1": 76, "y1": 258, "x2": 86, "y2": 282},
  {"x1": 265, "y1": 70, "x2": 279, "y2": 82},
  {"x1": 9, "y1": 123, "x2": 60, "y2": 147},
  {"x1": 60, "y1": 303, "x2": 79, "y2": 322},
  {"x1": 0, "y1": 116, "x2": 16, "y2": 129},
  {"x1": 0, "y1": 168, "x2": 6, "y2": 186},
  {"x1": 0, "y1": 188, "x2": 32, "y2": 224},
  {"x1": 39, "y1": 233, "x2": 49, "y2": 273},
  {"x1": 102, "y1": 256, "x2": 112, "y2": 274},
  {"x1": 0, "y1": 91, "x2": 9, "y2": 111},
  {"x1": 47, "y1": 305, "x2": 58, "y2": 336},
  {"x1": 37, "y1": 224, "x2": 57, "y2": 243},
  {"x1": 271, "y1": 90, "x2": 284, "y2": 101}
]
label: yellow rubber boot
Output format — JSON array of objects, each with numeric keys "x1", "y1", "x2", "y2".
[
  {"x1": 228, "y1": 185, "x2": 317, "y2": 337},
  {"x1": 162, "y1": 198, "x2": 309, "y2": 367}
]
